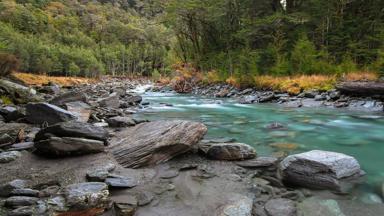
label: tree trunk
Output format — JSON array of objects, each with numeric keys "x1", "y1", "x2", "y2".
[{"x1": 336, "y1": 82, "x2": 384, "y2": 97}]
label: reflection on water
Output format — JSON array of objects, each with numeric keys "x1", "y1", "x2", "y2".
[{"x1": 135, "y1": 92, "x2": 384, "y2": 199}]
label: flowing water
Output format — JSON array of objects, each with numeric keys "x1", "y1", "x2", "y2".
[{"x1": 135, "y1": 91, "x2": 384, "y2": 202}]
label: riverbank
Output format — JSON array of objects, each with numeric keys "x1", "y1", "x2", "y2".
[{"x1": 0, "y1": 76, "x2": 383, "y2": 215}]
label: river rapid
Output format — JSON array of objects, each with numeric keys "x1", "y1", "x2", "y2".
[{"x1": 135, "y1": 91, "x2": 384, "y2": 204}]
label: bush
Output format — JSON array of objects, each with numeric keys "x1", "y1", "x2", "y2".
[{"x1": 0, "y1": 53, "x2": 20, "y2": 77}]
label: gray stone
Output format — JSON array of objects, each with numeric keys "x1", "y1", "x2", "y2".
[
  {"x1": 10, "y1": 189, "x2": 39, "y2": 197},
  {"x1": 64, "y1": 182, "x2": 110, "y2": 210},
  {"x1": 264, "y1": 198, "x2": 296, "y2": 216},
  {"x1": 111, "y1": 120, "x2": 207, "y2": 168},
  {"x1": 64, "y1": 101, "x2": 91, "y2": 123},
  {"x1": 26, "y1": 103, "x2": 76, "y2": 125},
  {"x1": 98, "y1": 93, "x2": 120, "y2": 108},
  {"x1": 86, "y1": 170, "x2": 109, "y2": 182},
  {"x1": 265, "y1": 122, "x2": 285, "y2": 130},
  {"x1": 0, "y1": 151, "x2": 21, "y2": 163},
  {"x1": 50, "y1": 91, "x2": 87, "y2": 107},
  {"x1": 105, "y1": 177, "x2": 137, "y2": 188},
  {"x1": 137, "y1": 191, "x2": 154, "y2": 206},
  {"x1": 126, "y1": 95, "x2": 142, "y2": 104},
  {"x1": 0, "y1": 106, "x2": 25, "y2": 122},
  {"x1": 0, "y1": 179, "x2": 28, "y2": 197},
  {"x1": 159, "y1": 169, "x2": 179, "y2": 179},
  {"x1": 8, "y1": 142, "x2": 34, "y2": 151},
  {"x1": 4, "y1": 196, "x2": 39, "y2": 208},
  {"x1": 359, "y1": 193, "x2": 383, "y2": 204},
  {"x1": 34, "y1": 121, "x2": 108, "y2": 142},
  {"x1": 199, "y1": 142, "x2": 256, "y2": 161},
  {"x1": 236, "y1": 157, "x2": 278, "y2": 168},
  {"x1": 215, "y1": 194, "x2": 253, "y2": 216},
  {"x1": 0, "y1": 79, "x2": 38, "y2": 104},
  {"x1": 34, "y1": 137, "x2": 105, "y2": 156},
  {"x1": 107, "y1": 116, "x2": 136, "y2": 127},
  {"x1": 7, "y1": 206, "x2": 35, "y2": 216},
  {"x1": 280, "y1": 150, "x2": 363, "y2": 191},
  {"x1": 0, "y1": 133, "x2": 14, "y2": 144}
]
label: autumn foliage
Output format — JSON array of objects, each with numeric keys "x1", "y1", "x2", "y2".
[{"x1": 0, "y1": 53, "x2": 19, "y2": 77}]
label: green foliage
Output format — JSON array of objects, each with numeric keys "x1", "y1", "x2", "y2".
[
  {"x1": 0, "y1": 0, "x2": 172, "y2": 77},
  {"x1": 291, "y1": 36, "x2": 317, "y2": 74}
]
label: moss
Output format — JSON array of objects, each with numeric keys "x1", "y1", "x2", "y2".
[{"x1": 0, "y1": 95, "x2": 13, "y2": 105}]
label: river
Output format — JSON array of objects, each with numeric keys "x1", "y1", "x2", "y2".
[{"x1": 135, "y1": 91, "x2": 384, "y2": 203}]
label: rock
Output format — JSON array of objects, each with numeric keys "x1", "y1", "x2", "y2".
[
  {"x1": 39, "y1": 186, "x2": 60, "y2": 198},
  {"x1": 64, "y1": 101, "x2": 91, "y2": 123},
  {"x1": 0, "y1": 79, "x2": 39, "y2": 104},
  {"x1": 34, "y1": 137, "x2": 105, "y2": 156},
  {"x1": 159, "y1": 169, "x2": 179, "y2": 179},
  {"x1": 236, "y1": 157, "x2": 278, "y2": 168},
  {"x1": 259, "y1": 93, "x2": 275, "y2": 103},
  {"x1": 86, "y1": 170, "x2": 110, "y2": 182},
  {"x1": 114, "y1": 202, "x2": 137, "y2": 216},
  {"x1": 34, "y1": 121, "x2": 108, "y2": 142},
  {"x1": 26, "y1": 103, "x2": 76, "y2": 125},
  {"x1": 8, "y1": 142, "x2": 34, "y2": 151},
  {"x1": 107, "y1": 116, "x2": 136, "y2": 127},
  {"x1": 125, "y1": 95, "x2": 142, "y2": 105},
  {"x1": 105, "y1": 177, "x2": 137, "y2": 188},
  {"x1": 111, "y1": 120, "x2": 207, "y2": 168},
  {"x1": 303, "y1": 90, "x2": 319, "y2": 98},
  {"x1": 0, "y1": 106, "x2": 25, "y2": 122},
  {"x1": 0, "y1": 151, "x2": 21, "y2": 163},
  {"x1": 39, "y1": 83, "x2": 61, "y2": 95},
  {"x1": 216, "y1": 194, "x2": 253, "y2": 216},
  {"x1": 98, "y1": 93, "x2": 120, "y2": 108},
  {"x1": 10, "y1": 189, "x2": 39, "y2": 197},
  {"x1": 329, "y1": 90, "x2": 341, "y2": 100},
  {"x1": 280, "y1": 150, "x2": 363, "y2": 191},
  {"x1": 50, "y1": 91, "x2": 87, "y2": 107},
  {"x1": 0, "y1": 179, "x2": 28, "y2": 197},
  {"x1": 64, "y1": 182, "x2": 110, "y2": 210},
  {"x1": 283, "y1": 100, "x2": 303, "y2": 108},
  {"x1": 239, "y1": 95, "x2": 258, "y2": 104},
  {"x1": 264, "y1": 198, "x2": 296, "y2": 216},
  {"x1": 215, "y1": 89, "x2": 230, "y2": 98},
  {"x1": 199, "y1": 142, "x2": 256, "y2": 161},
  {"x1": 8, "y1": 206, "x2": 35, "y2": 216},
  {"x1": 137, "y1": 191, "x2": 154, "y2": 206},
  {"x1": 0, "y1": 133, "x2": 14, "y2": 144},
  {"x1": 4, "y1": 196, "x2": 39, "y2": 208},
  {"x1": 265, "y1": 122, "x2": 285, "y2": 130},
  {"x1": 301, "y1": 99, "x2": 324, "y2": 108}
]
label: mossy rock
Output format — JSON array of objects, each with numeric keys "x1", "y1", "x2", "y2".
[{"x1": 0, "y1": 79, "x2": 41, "y2": 104}]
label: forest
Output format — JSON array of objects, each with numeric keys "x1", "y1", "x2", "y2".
[{"x1": 0, "y1": 0, "x2": 383, "y2": 82}]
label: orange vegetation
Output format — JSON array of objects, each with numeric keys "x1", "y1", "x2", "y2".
[
  {"x1": 254, "y1": 75, "x2": 337, "y2": 95},
  {"x1": 12, "y1": 72, "x2": 95, "y2": 86},
  {"x1": 342, "y1": 71, "x2": 379, "y2": 82}
]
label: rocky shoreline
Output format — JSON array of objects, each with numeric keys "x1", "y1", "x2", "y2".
[
  {"x1": 0, "y1": 77, "x2": 383, "y2": 216},
  {"x1": 178, "y1": 83, "x2": 384, "y2": 112}
]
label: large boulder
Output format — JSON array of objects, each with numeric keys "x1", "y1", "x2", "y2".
[
  {"x1": 280, "y1": 150, "x2": 363, "y2": 191},
  {"x1": 0, "y1": 79, "x2": 39, "y2": 104},
  {"x1": 34, "y1": 137, "x2": 105, "y2": 156},
  {"x1": 106, "y1": 116, "x2": 136, "y2": 127},
  {"x1": 198, "y1": 142, "x2": 256, "y2": 161},
  {"x1": 34, "y1": 121, "x2": 108, "y2": 142},
  {"x1": 98, "y1": 93, "x2": 120, "y2": 108},
  {"x1": 111, "y1": 120, "x2": 207, "y2": 168},
  {"x1": 26, "y1": 103, "x2": 76, "y2": 125}
]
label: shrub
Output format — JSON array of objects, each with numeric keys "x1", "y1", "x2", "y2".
[{"x1": 0, "y1": 53, "x2": 20, "y2": 77}]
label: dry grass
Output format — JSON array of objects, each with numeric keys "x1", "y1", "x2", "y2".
[
  {"x1": 254, "y1": 75, "x2": 337, "y2": 94},
  {"x1": 12, "y1": 72, "x2": 95, "y2": 86},
  {"x1": 342, "y1": 71, "x2": 379, "y2": 82}
]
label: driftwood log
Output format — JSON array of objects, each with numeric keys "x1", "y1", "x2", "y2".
[{"x1": 336, "y1": 82, "x2": 384, "y2": 97}]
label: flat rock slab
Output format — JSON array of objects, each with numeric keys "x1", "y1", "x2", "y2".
[
  {"x1": 50, "y1": 91, "x2": 87, "y2": 107},
  {"x1": 34, "y1": 137, "x2": 105, "y2": 156},
  {"x1": 105, "y1": 177, "x2": 137, "y2": 188},
  {"x1": 26, "y1": 103, "x2": 76, "y2": 125},
  {"x1": 199, "y1": 142, "x2": 256, "y2": 161},
  {"x1": 280, "y1": 150, "x2": 363, "y2": 191},
  {"x1": 34, "y1": 121, "x2": 108, "y2": 142},
  {"x1": 107, "y1": 116, "x2": 136, "y2": 127},
  {"x1": 111, "y1": 120, "x2": 207, "y2": 168}
]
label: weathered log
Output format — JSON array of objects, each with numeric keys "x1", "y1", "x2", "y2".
[{"x1": 336, "y1": 82, "x2": 384, "y2": 97}]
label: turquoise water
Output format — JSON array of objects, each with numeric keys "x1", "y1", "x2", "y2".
[{"x1": 136, "y1": 92, "x2": 384, "y2": 198}]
